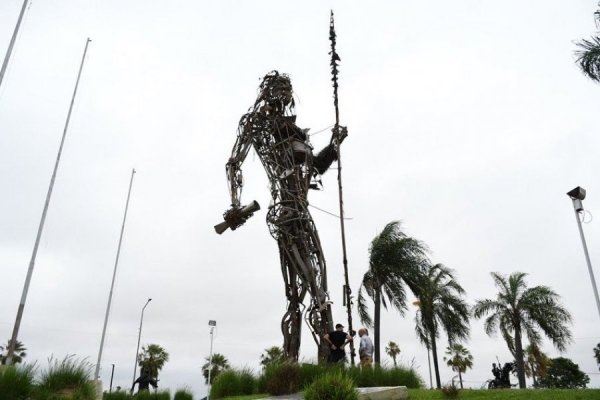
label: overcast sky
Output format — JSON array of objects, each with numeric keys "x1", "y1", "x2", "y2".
[{"x1": 1, "y1": 0, "x2": 600, "y2": 397}]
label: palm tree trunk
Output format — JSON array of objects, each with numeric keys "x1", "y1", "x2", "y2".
[
  {"x1": 458, "y1": 371, "x2": 463, "y2": 389},
  {"x1": 374, "y1": 288, "x2": 381, "y2": 364},
  {"x1": 530, "y1": 362, "x2": 537, "y2": 387},
  {"x1": 514, "y1": 323, "x2": 526, "y2": 389},
  {"x1": 430, "y1": 329, "x2": 441, "y2": 389}
]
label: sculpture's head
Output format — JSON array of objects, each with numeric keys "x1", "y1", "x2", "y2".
[{"x1": 256, "y1": 71, "x2": 294, "y2": 113}]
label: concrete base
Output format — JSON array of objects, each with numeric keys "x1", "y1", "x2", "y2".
[
  {"x1": 358, "y1": 386, "x2": 408, "y2": 400},
  {"x1": 259, "y1": 386, "x2": 408, "y2": 400}
]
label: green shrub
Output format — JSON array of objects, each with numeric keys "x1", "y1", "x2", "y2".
[
  {"x1": 304, "y1": 369, "x2": 358, "y2": 400},
  {"x1": 103, "y1": 391, "x2": 131, "y2": 400},
  {"x1": 211, "y1": 370, "x2": 241, "y2": 398},
  {"x1": 263, "y1": 362, "x2": 299, "y2": 395},
  {"x1": 174, "y1": 388, "x2": 193, "y2": 400},
  {"x1": 298, "y1": 363, "x2": 327, "y2": 389},
  {"x1": 36, "y1": 356, "x2": 95, "y2": 400},
  {"x1": 135, "y1": 391, "x2": 170, "y2": 400},
  {"x1": 0, "y1": 364, "x2": 36, "y2": 400},
  {"x1": 441, "y1": 384, "x2": 460, "y2": 399},
  {"x1": 238, "y1": 368, "x2": 256, "y2": 395}
]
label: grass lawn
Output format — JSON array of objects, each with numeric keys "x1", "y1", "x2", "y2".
[
  {"x1": 407, "y1": 388, "x2": 600, "y2": 399},
  {"x1": 220, "y1": 396, "x2": 268, "y2": 400}
]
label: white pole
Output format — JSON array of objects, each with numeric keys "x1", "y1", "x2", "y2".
[
  {"x1": 572, "y1": 203, "x2": 600, "y2": 321},
  {"x1": 94, "y1": 168, "x2": 137, "y2": 380},
  {"x1": 207, "y1": 325, "x2": 215, "y2": 400},
  {"x1": 132, "y1": 298, "x2": 152, "y2": 388},
  {"x1": 6, "y1": 38, "x2": 91, "y2": 364},
  {"x1": 0, "y1": 0, "x2": 29, "y2": 90}
]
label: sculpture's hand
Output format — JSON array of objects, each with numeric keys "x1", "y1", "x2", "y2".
[{"x1": 330, "y1": 125, "x2": 348, "y2": 145}]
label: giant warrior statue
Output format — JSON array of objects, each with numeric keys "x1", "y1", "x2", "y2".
[{"x1": 216, "y1": 71, "x2": 348, "y2": 360}]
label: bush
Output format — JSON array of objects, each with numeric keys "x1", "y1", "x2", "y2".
[
  {"x1": 304, "y1": 369, "x2": 358, "y2": 400},
  {"x1": 36, "y1": 356, "x2": 95, "y2": 400},
  {"x1": 174, "y1": 388, "x2": 194, "y2": 400},
  {"x1": 103, "y1": 391, "x2": 131, "y2": 400},
  {"x1": 210, "y1": 368, "x2": 257, "y2": 397},
  {"x1": 238, "y1": 368, "x2": 257, "y2": 395},
  {"x1": 135, "y1": 391, "x2": 170, "y2": 400},
  {"x1": 211, "y1": 370, "x2": 241, "y2": 398},
  {"x1": 298, "y1": 363, "x2": 327, "y2": 389},
  {"x1": 263, "y1": 362, "x2": 300, "y2": 395},
  {"x1": 441, "y1": 383, "x2": 460, "y2": 399},
  {"x1": 0, "y1": 364, "x2": 36, "y2": 400},
  {"x1": 345, "y1": 365, "x2": 422, "y2": 388}
]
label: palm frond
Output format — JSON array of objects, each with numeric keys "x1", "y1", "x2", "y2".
[
  {"x1": 357, "y1": 284, "x2": 373, "y2": 328},
  {"x1": 576, "y1": 36, "x2": 600, "y2": 81}
]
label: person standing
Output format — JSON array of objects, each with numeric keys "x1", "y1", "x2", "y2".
[
  {"x1": 324, "y1": 323, "x2": 353, "y2": 363},
  {"x1": 358, "y1": 328, "x2": 374, "y2": 367}
]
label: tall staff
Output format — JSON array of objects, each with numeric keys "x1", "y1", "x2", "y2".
[
  {"x1": 6, "y1": 38, "x2": 92, "y2": 364},
  {"x1": 0, "y1": 0, "x2": 29, "y2": 90},
  {"x1": 329, "y1": 10, "x2": 355, "y2": 366}
]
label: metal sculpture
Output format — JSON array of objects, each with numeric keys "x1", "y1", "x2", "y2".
[
  {"x1": 487, "y1": 362, "x2": 515, "y2": 389},
  {"x1": 216, "y1": 70, "x2": 347, "y2": 361}
]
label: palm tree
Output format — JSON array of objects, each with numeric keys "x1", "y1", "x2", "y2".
[
  {"x1": 385, "y1": 341, "x2": 401, "y2": 367},
  {"x1": 524, "y1": 343, "x2": 551, "y2": 387},
  {"x1": 0, "y1": 339, "x2": 26, "y2": 365},
  {"x1": 443, "y1": 344, "x2": 473, "y2": 389},
  {"x1": 138, "y1": 344, "x2": 169, "y2": 379},
  {"x1": 472, "y1": 272, "x2": 572, "y2": 389},
  {"x1": 357, "y1": 221, "x2": 428, "y2": 364},
  {"x1": 202, "y1": 353, "x2": 230, "y2": 384},
  {"x1": 576, "y1": 3, "x2": 600, "y2": 81},
  {"x1": 414, "y1": 263, "x2": 470, "y2": 389},
  {"x1": 260, "y1": 346, "x2": 285, "y2": 369}
]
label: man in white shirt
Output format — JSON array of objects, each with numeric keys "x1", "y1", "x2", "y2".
[{"x1": 358, "y1": 328, "x2": 374, "y2": 367}]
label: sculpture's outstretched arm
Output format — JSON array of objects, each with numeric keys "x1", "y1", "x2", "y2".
[
  {"x1": 313, "y1": 126, "x2": 348, "y2": 175},
  {"x1": 226, "y1": 116, "x2": 254, "y2": 207}
]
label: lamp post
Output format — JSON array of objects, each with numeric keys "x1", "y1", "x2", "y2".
[
  {"x1": 207, "y1": 320, "x2": 216, "y2": 400},
  {"x1": 567, "y1": 186, "x2": 600, "y2": 321},
  {"x1": 132, "y1": 298, "x2": 152, "y2": 386}
]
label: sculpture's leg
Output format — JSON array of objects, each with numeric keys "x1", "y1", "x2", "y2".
[
  {"x1": 288, "y1": 217, "x2": 334, "y2": 363},
  {"x1": 279, "y1": 239, "x2": 304, "y2": 361}
]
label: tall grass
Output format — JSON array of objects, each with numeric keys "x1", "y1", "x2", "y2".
[
  {"x1": 103, "y1": 391, "x2": 131, "y2": 400},
  {"x1": 36, "y1": 355, "x2": 95, "y2": 400},
  {"x1": 0, "y1": 364, "x2": 36, "y2": 400},
  {"x1": 173, "y1": 388, "x2": 194, "y2": 400},
  {"x1": 210, "y1": 368, "x2": 258, "y2": 399},
  {"x1": 135, "y1": 391, "x2": 170, "y2": 400},
  {"x1": 304, "y1": 369, "x2": 358, "y2": 400}
]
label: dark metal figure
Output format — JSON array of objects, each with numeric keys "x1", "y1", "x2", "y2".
[
  {"x1": 487, "y1": 362, "x2": 514, "y2": 389},
  {"x1": 130, "y1": 368, "x2": 157, "y2": 394},
  {"x1": 220, "y1": 71, "x2": 347, "y2": 361}
]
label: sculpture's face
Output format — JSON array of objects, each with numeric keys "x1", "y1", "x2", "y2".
[{"x1": 258, "y1": 72, "x2": 294, "y2": 111}]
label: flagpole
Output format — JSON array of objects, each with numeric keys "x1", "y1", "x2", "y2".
[
  {"x1": 95, "y1": 168, "x2": 137, "y2": 381},
  {"x1": 329, "y1": 10, "x2": 355, "y2": 366},
  {"x1": 0, "y1": 0, "x2": 29, "y2": 90},
  {"x1": 6, "y1": 38, "x2": 92, "y2": 364}
]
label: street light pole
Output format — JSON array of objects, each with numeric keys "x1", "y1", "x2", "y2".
[
  {"x1": 132, "y1": 298, "x2": 152, "y2": 387},
  {"x1": 567, "y1": 186, "x2": 600, "y2": 321},
  {"x1": 207, "y1": 320, "x2": 216, "y2": 400}
]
